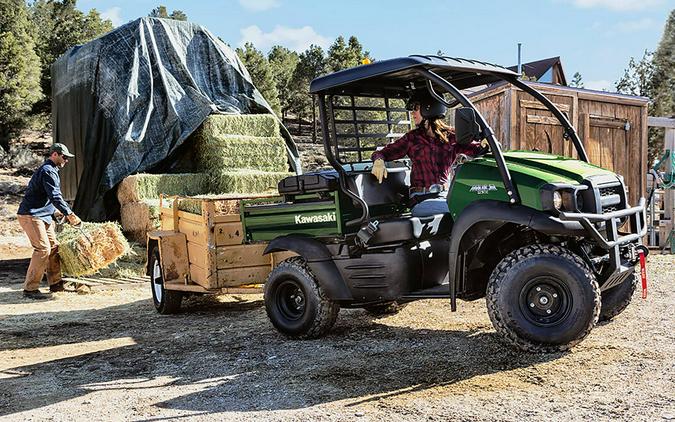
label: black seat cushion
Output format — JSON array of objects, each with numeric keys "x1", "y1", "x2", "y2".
[
  {"x1": 278, "y1": 170, "x2": 339, "y2": 196},
  {"x1": 368, "y1": 213, "x2": 452, "y2": 245}
]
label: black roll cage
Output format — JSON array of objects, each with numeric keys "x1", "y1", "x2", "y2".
[{"x1": 315, "y1": 70, "x2": 591, "y2": 227}]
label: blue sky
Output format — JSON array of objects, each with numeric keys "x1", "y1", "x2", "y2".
[{"x1": 80, "y1": 0, "x2": 673, "y2": 91}]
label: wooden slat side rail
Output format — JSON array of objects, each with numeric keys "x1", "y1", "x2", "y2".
[
  {"x1": 212, "y1": 214, "x2": 242, "y2": 224},
  {"x1": 589, "y1": 115, "x2": 629, "y2": 129},
  {"x1": 216, "y1": 244, "x2": 269, "y2": 269},
  {"x1": 214, "y1": 222, "x2": 245, "y2": 246},
  {"x1": 164, "y1": 282, "x2": 209, "y2": 293},
  {"x1": 178, "y1": 219, "x2": 208, "y2": 245},
  {"x1": 187, "y1": 241, "x2": 209, "y2": 269},
  {"x1": 647, "y1": 116, "x2": 675, "y2": 128},
  {"x1": 177, "y1": 210, "x2": 203, "y2": 224},
  {"x1": 217, "y1": 266, "x2": 271, "y2": 287},
  {"x1": 189, "y1": 263, "x2": 212, "y2": 288}
]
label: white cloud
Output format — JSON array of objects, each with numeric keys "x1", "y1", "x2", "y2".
[
  {"x1": 238, "y1": 0, "x2": 281, "y2": 12},
  {"x1": 239, "y1": 25, "x2": 330, "y2": 52},
  {"x1": 614, "y1": 18, "x2": 655, "y2": 32},
  {"x1": 570, "y1": 0, "x2": 663, "y2": 11},
  {"x1": 101, "y1": 7, "x2": 122, "y2": 27},
  {"x1": 585, "y1": 80, "x2": 613, "y2": 91}
]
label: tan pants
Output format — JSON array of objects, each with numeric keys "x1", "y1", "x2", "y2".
[{"x1": 17, "y1": 215, "x2": 62, "y2": 291}]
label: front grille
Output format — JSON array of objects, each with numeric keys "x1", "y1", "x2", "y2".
[{"x1": 597, "y1": 182, "x2": 624, "y2": 215}]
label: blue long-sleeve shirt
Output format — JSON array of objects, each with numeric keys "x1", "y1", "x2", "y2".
[{"x1": 18, "y1": 159, "x2": 73, "y2": 224}]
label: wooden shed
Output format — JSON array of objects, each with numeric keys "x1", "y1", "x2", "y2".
[{"x1": 469, "y1": 81, "x2": 649, "y2": 206}]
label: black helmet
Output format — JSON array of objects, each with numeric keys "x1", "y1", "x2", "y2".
[{"x1": 406, "y1": 91, "x2": 447, "y2": 119}]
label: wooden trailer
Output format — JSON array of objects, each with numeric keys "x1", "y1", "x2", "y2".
[
  {"x1": 469, "y1": 81, "x2": 649, "y2": 207},
  {"x1": 147, "y1": 194, "x2": 294, "y2": 297}
]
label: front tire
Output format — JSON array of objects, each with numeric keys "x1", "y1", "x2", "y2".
[
  {"x1": 486, "y1": 244, "x2": 601, "y2": 353},
  {"x1": 264, "y1": 257, "x2": 339, "y2": 339},
  {"x1": 150, "y1": 246, "x2": 183, "y2": 314},
  {"x1": 599, "y1": 273, "x2": 637, "y2": 321}
]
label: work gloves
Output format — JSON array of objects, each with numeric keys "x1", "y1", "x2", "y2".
[
  {"x1": 371, "y1": 158, "x2": 387, "y2": 184},
  {"x1": 66, "y1": 213, "x2": 82, "y2": 226}
]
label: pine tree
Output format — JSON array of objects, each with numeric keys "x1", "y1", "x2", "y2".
[
  {"x1": 289, "y1": 44, "x2": 326, "y2": 120},
  {"x1": 649, "y1": 9, "x2": 675, "y2": 164},
  {"x1": 0, "y1": 0, "x2": 42, "y2": 151},
  {"x1": 570, "y1": 72, "x2": 584, "y2": 88},
  {"x1": 651, "y1": 9, "x2": 675, "y2": 120},
  {"x1": 28, "y1": 0, "x2": 113, "y2": 114},
  {"x1": 268, "y1": 46, "x2": 298, "y2": 118},
  {"x1": 236, "y1": 42, "x2": 281, "y2": 116},
  {"x1": 327, "y1": 35, "x2": 369, "y2": 72},
  {"x1": 149, "y1": 6, "x2": 188, "y2": 21}
]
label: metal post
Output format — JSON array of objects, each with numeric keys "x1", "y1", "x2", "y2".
[{"x1": 517, "y1": 43, "x2": 522, "y2": 78}]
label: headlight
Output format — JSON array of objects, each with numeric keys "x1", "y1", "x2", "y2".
[{"x1": 553, "y1": 191, "x2": 563, "y2": 210}]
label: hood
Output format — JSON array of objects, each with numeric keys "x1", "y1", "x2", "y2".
[{"x1": 501, "y1": 151, "x2": 614, "y2": 185}]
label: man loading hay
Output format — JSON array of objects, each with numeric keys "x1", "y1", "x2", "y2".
[{"x1": 17, "y1": 143, "x2": 82, "y2": 300}]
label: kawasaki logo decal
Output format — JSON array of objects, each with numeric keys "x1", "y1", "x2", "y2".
[
  {"x1": 294, "y1": 212, "x2": 337, "y2": 225},
  {"x1": 470, "y1": 184, "x2": 498, "y2": 195}
]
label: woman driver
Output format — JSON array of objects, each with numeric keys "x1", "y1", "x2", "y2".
[{"x1": 370, "y1": 92, "x2": 482, "y2": 217}]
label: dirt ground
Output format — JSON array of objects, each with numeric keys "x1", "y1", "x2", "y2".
[{"x1": 1, "y1": 167, "x2": 675, "y2": 421}]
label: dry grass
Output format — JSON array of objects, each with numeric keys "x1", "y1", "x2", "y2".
[
  {"x1": 199, "y1": 114, "x2": 280, "y2": 138},
  {"x1": 196, "y1": 134, "x2": 288, "y2": 172}
]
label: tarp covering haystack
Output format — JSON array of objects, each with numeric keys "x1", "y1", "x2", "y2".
[{"x1": 52, "y1": 17, "x2": 301, "y2": 221}]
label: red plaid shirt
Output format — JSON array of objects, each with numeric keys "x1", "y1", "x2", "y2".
[{"x1": 371, "y1": 128, "x2": 482, "y2": 189}]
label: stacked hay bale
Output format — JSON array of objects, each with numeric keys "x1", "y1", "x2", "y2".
[
  {"x1": 117, "y1": 114, "x2": 293, "y2": 241},
  {"x1": 117, "y1": 173, "x2": 209, "y2": 242},
  {"x1": 57, "y1": 222, "x2": 129, "y2": 277},
  {"x1": 194, "y1": 113, "x2": 292, "y2": 192}
]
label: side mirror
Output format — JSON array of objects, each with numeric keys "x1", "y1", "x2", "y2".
[{"x1": 454, "y1": 107, "x2": 482, "y2": 145}]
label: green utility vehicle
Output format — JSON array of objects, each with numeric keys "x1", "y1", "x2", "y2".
[{"x1": 243, "y1": 55, "x2": 648, "y2": 352}]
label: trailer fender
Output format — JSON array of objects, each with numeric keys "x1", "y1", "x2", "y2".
[
  {"x1": 448, "y1": 200, "x2": 587, "y2": 310},
  {"x1": 264, "y1": 236, "x2": 353, "y2": 301},
  {"x1": 146, "y1": 230, "x2": 189, "y2": 282}
]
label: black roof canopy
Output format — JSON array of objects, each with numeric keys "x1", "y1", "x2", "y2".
[{"x1": 309, "y1": 55, "x2": 519, "y2": 96}]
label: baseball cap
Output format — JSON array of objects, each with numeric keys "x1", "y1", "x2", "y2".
[{"x1": 49, "y1": 143, "x2": 75, "y2": 158}]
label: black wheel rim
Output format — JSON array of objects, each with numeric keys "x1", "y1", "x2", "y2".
[
  {"x1": 276, "y1": 279, "x2": 306, "y2": 321},
  {"x1": 519, "y1": 275, "x2": 572, "y2": 326}
]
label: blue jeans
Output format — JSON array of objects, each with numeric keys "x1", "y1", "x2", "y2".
[{"x1": 411, "y1": 191, "x2": 448, "y2": 217}]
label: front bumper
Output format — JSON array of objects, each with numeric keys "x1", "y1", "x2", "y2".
[{"x1": 558, "y1": 197, "x2": 647, "y2": 290}]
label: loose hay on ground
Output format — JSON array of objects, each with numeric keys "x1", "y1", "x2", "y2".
[
  {"x1": 94, "y1": 242, "x2": 147, "y2": 279},
  {"x1": 117, "y1": 173, "x2": 210, "y2": 204},
  {"x1": 57, "y1": 222, "x2": 128, "y2": 277}
]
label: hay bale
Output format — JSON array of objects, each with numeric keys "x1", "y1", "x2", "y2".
[
  {"x1": 209, "y1": 170, "x2": 292, "y2": 194},
  {"x1": 120, "y1": 200, "x2": 160, "y2": 232},
  {"x1": 95, "y1": 243, "x2": 147, "y2": 279},
  {"x1": 117, "y1": 173, "x2": 210, "y2": 204},
  {"x1": 170, "y1": 193, "x2": 281, "y2": 216},
  {"x1": 57, "y1": 222, "x2": 129, "y2": 277},
  {"x1": 199, "y1": 114, "x2": 280, "y2": 138},
  {"x1": 196, "y1": 134, "x2": 288, "y2": 172}
]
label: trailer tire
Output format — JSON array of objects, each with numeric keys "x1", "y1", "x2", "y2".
[
  {"x1": 599, "y1": 273, "x2": 637, "y2": 321},
  {"x1": 486, "y1": 244, "x2": 600, "y2": 353},
  {"x1": 149, "y1": 246, "x2": 182, "y2": 314},
  {"x1": 264, "y1": 256, "x2": 339, "y2": 339}
]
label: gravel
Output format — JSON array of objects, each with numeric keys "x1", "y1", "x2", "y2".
[{"x1": 1, "y1": 253, "x2": 673, "y2": 421}]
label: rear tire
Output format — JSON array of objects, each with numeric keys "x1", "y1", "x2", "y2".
[
  {"x1": 264, "y1": 257, "x2": 339, "y2": 339},
  {"x1": 599, "y1": 273, "x2": 637, "y2": 321},
  {"x1": 149, "y1": 246, "x2": 183, "y2": 314},
  {"x1": 486, "y1": 244, "x2": 600, "y2": 353}
]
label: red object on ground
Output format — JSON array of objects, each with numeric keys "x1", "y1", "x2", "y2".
[{"x1": 638, "y1": 250, "x2": 648, "y2": 299}]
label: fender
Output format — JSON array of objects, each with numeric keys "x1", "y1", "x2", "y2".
[
  {"x1": 264, "y1": 236, "x2": 353, "y2": 301},
  {"x1": 448, "y1": 200, "x2": 587, "y2": 311}
]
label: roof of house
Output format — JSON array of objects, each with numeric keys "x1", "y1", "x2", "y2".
[{"x1": 507, "y1": 56, "x2": 567, "y2": 85}]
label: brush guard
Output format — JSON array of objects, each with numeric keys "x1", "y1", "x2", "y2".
[{"x1": 559, "y1": 197, "x2": 647, "y2": 291}]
